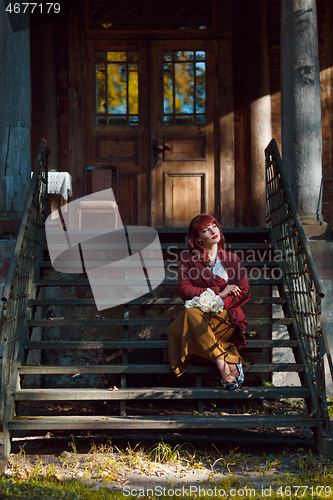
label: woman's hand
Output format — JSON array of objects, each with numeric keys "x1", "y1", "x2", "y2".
[{"x1": 219, "y1": 285, "x2": 241, "y2": 299}]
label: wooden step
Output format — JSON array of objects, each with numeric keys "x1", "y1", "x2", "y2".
[
  {"x1": 43, "y1": 227, "x2": 270, "y2": 235},
  {"x1": 34, "y1": 277, "x2": 283, "y2": 287},
  {"x1": 14, "y1": 386, "x2": 311, "y2": 402},
  {"x1": 8, "y1": 414, "x2": 317, "y2": 431},
  {"x1": 29, "y1": 297, "x2": 288, "y2": 306},
  {"x1": 18, "y1": 363, "x2": 304, "y2": 375},
  {"x1": 137, "y1": 227, "x2": 271, "y2": 235},
  {"x1": 38, "y1": 259, "x2": 278, "y2": 268},
  {"x1": 27, "y1": 318, "x2": 292, "y2": 327},
  {"x1": 42, "y1": 227, "x2": 270, "y2": 236},
  {"x1": 42, "y1": 242, "x2": 273, "y2": 251},
  {"x1": 162, "y1": 243, "x2": 274, "y2": 250},
  {"x1": 24, "y1": 339, "x2": 299, "y2": 350}
]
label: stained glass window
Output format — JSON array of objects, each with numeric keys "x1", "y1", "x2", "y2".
[
  {"x1": 163, "y1": 51, "x2": 206, "y2": 126},
  {"x1": 96, "y1": 51, "x2": 139, "y2": 126}
]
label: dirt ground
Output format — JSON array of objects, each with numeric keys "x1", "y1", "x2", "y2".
[{"x1": 5, "y1": 425, "x2": 322, "y2": 495}]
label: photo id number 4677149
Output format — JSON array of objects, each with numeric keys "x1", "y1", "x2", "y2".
[{"x1": 5, "y1": 3, "x2": 60, "y2": 14}]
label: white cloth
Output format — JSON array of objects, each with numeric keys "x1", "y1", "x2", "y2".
[
  {"x1": 47, "y1": 172, "x2": 72, "y2": 200},
  {"x1": 210, "y1": 256, "x2": 229, "y2": 282}
]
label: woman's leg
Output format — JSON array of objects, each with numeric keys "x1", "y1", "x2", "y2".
[
  {"x1": 228, "y1": 363, "x2": 240, "y2": 379},
  {"x1": 168, "y1": 308, "x2": 229, "y2": 377},
  {"x1": 215, "y1": 358, "x2": 237, "y2": 384}
]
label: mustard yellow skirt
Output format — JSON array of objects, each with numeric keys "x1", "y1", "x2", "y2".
[{"x1": 168, "y1": 307, "x2": 245, "y2": 377}]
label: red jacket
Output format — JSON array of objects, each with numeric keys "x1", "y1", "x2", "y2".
[{"x1": 178, "y1": 248, "x2": 250, "y2": 348}]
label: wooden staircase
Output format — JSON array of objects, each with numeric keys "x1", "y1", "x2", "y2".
[
  {"x1": 3, "y1": 230, "x2": 319, "y2": 433},
  {"x1": 0, "y1": 139, "x2": 332, "y2": 473}
]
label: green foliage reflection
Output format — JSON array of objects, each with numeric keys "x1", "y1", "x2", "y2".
[
  {"x1": 163, "y1": 50, "x2": 206, "y2": 124},
  {"x1": 96, "y1": 51, "x2": 138, "y2": 124}
]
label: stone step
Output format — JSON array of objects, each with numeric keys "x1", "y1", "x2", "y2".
[
  {"x1": 18, "y1": 363, "x2": 304, "y2": 375},
  {"x1": 24, "y1": 339, "x2": 299, "y2": 350},
  {"x1": 8, "y1": 414, "x2": 317, "y2": 431},
  {"x1": 13, "y1": 386, "x2": 310, "y2": 402},
  {"x1": 27, "y1": 318, "x2": 293, "y2": 327}
]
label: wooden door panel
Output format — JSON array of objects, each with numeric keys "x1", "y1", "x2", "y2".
[
  {"x1": 96, "y1": 136, "x2": 138, "y2": 162},
  {"x1": 164, "y1": 172, "x2": 206, "y2": 226},
  {"x1": 85, "y1": 40, "x2": 149, "y2": 226},
  {"x1": 164, "y1": 136, "x2": 206, "y2": 161},
  {"x1": 117, "y1": 173, "x2": 138, "y2": 225},
  {"x1": 152, "y1": 40, "x2": 216, "y2": 227}
]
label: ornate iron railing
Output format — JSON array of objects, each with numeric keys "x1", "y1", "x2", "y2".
[
  {"x1": 0, "y1": 139, "x2": 49, "y2": 423},
  {"x1": 265, "y1": 139, "x2": 331, "y2": 425}
]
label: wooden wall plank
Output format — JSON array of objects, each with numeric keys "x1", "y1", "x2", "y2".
[
  {"x1": 30, "y1": 20, "x2": 59, "y2": 171},
  {"x1": 267, "y1": 0, "x2": 281, "y2": 152},
  {"x1": 232, "y1": 0, "x2": 246, "y2": 228},
  {"x1": 138, "y1": 41, "x2": 150, "y2": 226},
  {"x1": 216, "y1": 0, "x2": 235, "y2": 227},
  {"x1": 54, "y1": 14, "x2": 69, "y2": 175},
  {"x1": 68, "y1": 0, "x2": 85, "y2": 202}
]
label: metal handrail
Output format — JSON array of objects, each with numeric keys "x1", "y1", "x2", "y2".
[
  {"x1": 2, "y1": 141, "x2": 48, "y2": 303},
  {"x1": 0, "y1": 139, "x2": 49, "y2": 423},
  {"x1": 265, "y1": 139, "x2": 331, "y2": 424},
  {"x1": 266, "y1": 140, "x2": 324, "y2": 300}
]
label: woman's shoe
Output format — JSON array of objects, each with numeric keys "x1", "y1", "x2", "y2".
[
  {"x1": 236, "y1": 363, "x2": 244, "y2": 388},
  {"x1": 221, "y1": 379, "x2": 238, "y2": 390}
]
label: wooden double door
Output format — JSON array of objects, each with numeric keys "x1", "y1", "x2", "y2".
[{"x1": 85, "y1": 39, "x2": 217, "y2": 227}]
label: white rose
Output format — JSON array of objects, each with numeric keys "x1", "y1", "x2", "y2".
[
  {"x1": 200, "y1": 290, "x2": 212, "y2": 300},
  {"x1": 216, "y1": 296, "x2": 224, "y2": 307},
  {"x1": 191, "y1": 296, "x2": 200, "y2": 305},
  {"x1": 216, "y1": 297, "x2": 224, "y2": 313},
  {"x1": 184, "y1": 300, "x2": 194, "y2": 309},
  {"x1": 200, "y1": 304, "x2": 211, "y2": 313},
  {"x1": 210, "y1": 299, "x2": 220, "y2": 313},
  {"x1": 199, "y1": 295, "x2": 211, "y2": 308},
  {"x1": 206, "y1": 288, "x2": 216, "y2": 297}
]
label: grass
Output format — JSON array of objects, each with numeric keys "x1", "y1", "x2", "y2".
[
  {"x1": 2, "y1": 438, "x2": 333, "y2": 499},
  {"x1": 0, "y1": 475, "x2": 118, "y2": 499},
  {"x1": 327, "y1": 397, "x2": 333, "y2": 420}
]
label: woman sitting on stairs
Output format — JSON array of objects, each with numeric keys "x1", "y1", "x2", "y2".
[{"x1": 168, "y1": 213, "x2": 251, "y2": 390}]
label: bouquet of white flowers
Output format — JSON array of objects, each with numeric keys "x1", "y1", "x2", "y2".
[{"x1": 184, "y1": 288, "x2": 224, "y2": 313}]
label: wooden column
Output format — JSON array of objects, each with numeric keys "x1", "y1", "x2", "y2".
[
  {"x1": 281, "y1": 0, "x2": 323, "y2": 224},
  {"x1": 216, "y1": 0, "x2": 235, "y2": 227},
  {"x1": 243, "y1": 0, "x2": 272, "y2": 227},
  {"x1": 0, "y1": 10, "x2": 31, "y2": 218}
]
